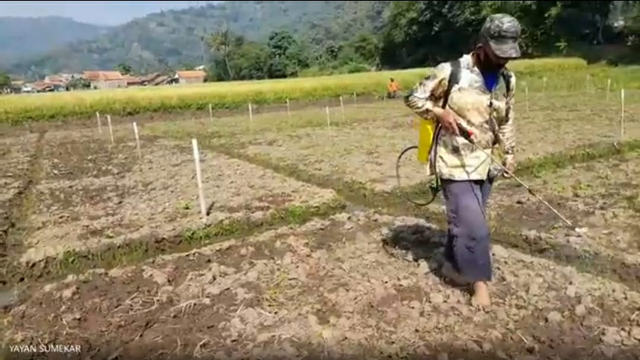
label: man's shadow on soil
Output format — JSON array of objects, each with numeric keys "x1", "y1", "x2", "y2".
[{"x1": 381, "y1": 222, "x2": 469, "y2": 291}]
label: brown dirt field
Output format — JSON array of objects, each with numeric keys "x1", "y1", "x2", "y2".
[
  {"x1": 42, "y1": 131, "x2": 141, "y2": 181},
  {"x1": 487, "y1": 150, "x2": 640, "y2": 271},
  {"x1": 5, "y1": 212, "x2": 640, "y2": 359},
  {"x1": 138, "y1": 91, "x2": 640, "y2": 194},
  {"x1": 14, "y1": 129, "x2": 337, "y2": 266},
  {"x1": 0, "y1": 133, "x2": 41, "y2": 204},
  {"x1": 1, "y1": 132, "x2": 44, "y2": 286},
  {"x1": 243, "y1": 123, "x2": 418, "y2": 192},
  {"x1": 19, "y1": 94, "x2": 387, "y2": 135},
  {"x1": 3, "y1": 89, "x2": 640, "y2": 360}
]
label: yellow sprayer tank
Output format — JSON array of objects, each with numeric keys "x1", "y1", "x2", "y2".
[{"x1": 416, "y1": 117, "x2": 437, "y2": 164}]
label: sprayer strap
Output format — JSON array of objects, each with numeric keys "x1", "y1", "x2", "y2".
[{"x1": 442, "y1": 59, "x2": 461, "y2": 109}]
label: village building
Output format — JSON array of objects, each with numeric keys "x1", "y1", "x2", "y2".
[
  {"x1": 10, "y1": 80, "x2": 25, "y2": 94},
  {"x1": 175, "y1": 70, "x2": 206, "y2": 84},
  {"x1": 123, "y1": 75, "x2": 144, "y2": 87},
  {"x1": 151, "y1": 74, "x2": 177, "y2": 86},
  {"x1": 82, "y1": 71, "x2": 127, "y2": 90}
]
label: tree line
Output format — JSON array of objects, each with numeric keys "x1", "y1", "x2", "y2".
[
  {"x1": 1, "y1": 1, "x2": 639, "y2": 88},
  {"x1": 203, "y1": 1, "x2": 640, "y2": 82}
]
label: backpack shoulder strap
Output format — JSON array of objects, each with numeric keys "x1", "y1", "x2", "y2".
[
  {"x1": 442, "y1": 59, "x2": 461, "y2": 109},
  {"x1": 501, "y1": 68, "x2": 513, "y2": 98}
]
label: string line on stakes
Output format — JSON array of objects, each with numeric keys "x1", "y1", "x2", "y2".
[{"x1": 191, "y1": 138, "x2": 207, "y2": 223}]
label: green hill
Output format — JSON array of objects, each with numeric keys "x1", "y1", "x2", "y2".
[
  {"x1": 0, "y1": 16, "x2": 109, "y2": 68},
  {"x1": 4, "y1": 1, "x2": 391, "y2": 79}
]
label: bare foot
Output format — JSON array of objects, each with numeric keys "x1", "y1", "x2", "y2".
[{"x1": 471, "y1": 281, "x2": 491, "y2": 308}]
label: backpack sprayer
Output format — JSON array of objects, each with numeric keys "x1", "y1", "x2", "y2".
[
  {"x1": 397, "y1": 121, "x2": 582, "y2": 233},
  {"x1": 396, "y1": 59, "x2": 583, "y2": 233},
  {"x1": 456, "y1": 125, "x2": 578, "y2": 230}
]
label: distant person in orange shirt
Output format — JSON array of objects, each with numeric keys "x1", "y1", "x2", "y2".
[{"x1": 387, "y1": 78, "x2": 400, "y2": 98}]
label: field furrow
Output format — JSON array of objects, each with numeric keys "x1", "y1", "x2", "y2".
[
  {"x1": 18, "y1": 134, "x2": 337, "y2": 266},
  {"x1": 6, "y1": 213, "x2": 640, "y2": 359}
]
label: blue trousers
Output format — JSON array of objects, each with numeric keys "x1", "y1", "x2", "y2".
[{"x1": 441, "y1": 178, "x2": 494, "y2": 282}]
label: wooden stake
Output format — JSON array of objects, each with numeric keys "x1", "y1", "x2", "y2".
[
  {"x1": 621, "y1": 89, "x2": 625, "y2": 141},
  {"x1": 542, "y1": 77, "x2": 547, "y2": 94},
  {"x1": 353, "y1": 92, "x2": 357, "y2": 106},
  {"x1": 286, "y1": 99, "x2": 290, "y2": 118},
  {"x1": 208, "y1": 103, "x2": 213, "y2": 123},
  {"x1": 96, "y1": 112, "x2": 102, "y2": 134},
  {"x1": 248, "y1": 102, "x2": 253, "y2": 122},
  {"x1": 133, "y1": 122, "x2": 141, "y2": 159},
  {"x1": 607, "y1": 79, "x2": 611, "y2": 101},
  {"x1": 339, "y1": 95, "x2": 345, "y2": 122},
  {"x1": 107, "y1": 115, "x2": 114, "y2": 145},
  {"x1": 191, "y1": 138, "x2": 207, "y2": 223}
]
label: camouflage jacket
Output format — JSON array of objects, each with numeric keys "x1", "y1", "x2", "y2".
[{"x1": 405, "y1": 53, "x2": 516, "y2": 181}]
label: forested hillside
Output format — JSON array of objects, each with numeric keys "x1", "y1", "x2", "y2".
[
  {"x1": 379, "y1": 1, "x2": 635, "y2": 69},
  {"x1": 206, "y1": 1, "x2": 640, "y2": 82},
  {"x1": 3, "y1": 1, "x2": 640, "y2": 81},
  {"x1": 4, "y1": 1, "x2": 391, "y2": 79},
  {"x1": 0, "y1": 16, "x2": 109, "y2": 66}
]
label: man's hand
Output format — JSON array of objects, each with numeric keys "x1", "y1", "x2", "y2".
[
  {"x1": 502, "y1": 155, "x2": 516, "y2": 178},
  {"x1": 435, "y1": 108, "x2": 460, "y2": 136}
]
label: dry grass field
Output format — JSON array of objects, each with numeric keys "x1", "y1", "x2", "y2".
[{"x1": 2, "y1": 59, "x2": 640, "y2": 360}]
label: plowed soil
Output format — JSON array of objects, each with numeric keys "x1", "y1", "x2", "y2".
[
  {"x1": 5, "y1": 213, "x2": 640, "y2": 359},
  {"x1": 3, "y1": 90, "x2": 640, "y2": 360}
]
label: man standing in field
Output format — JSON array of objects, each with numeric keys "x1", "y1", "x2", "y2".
[
  {"x1": 404, "y1": 14, "x2": 521, "y2": 307},
  {"x1": 387, "y1": 78, "x2": 400, "y2": 98}
]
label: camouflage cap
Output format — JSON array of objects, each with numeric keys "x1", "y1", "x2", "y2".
[{"x1": 479, "y1": 13, "x2": 522, "y2": 59}]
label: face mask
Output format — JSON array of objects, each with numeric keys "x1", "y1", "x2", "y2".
[{"x1": 477, "y1": 46, "x2": 506, "y2": 73}]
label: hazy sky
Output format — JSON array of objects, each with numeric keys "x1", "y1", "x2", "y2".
[{"x1": 0, "y1": 1, "x2": 221, "y2": 26}]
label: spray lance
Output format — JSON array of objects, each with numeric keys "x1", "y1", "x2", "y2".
[{"x1": 456, "y1": 125, "x2": 585, "y2": 234}]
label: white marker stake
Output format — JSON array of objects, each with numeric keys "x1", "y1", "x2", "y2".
[
  {"x1": 353, "y1": 92, "x2": 357, "y2": 106},
  {"x1": 621, "y1": 89, "x2": 625, "y2": 141},
  {"x1": 191, "y1": 138, "x2": 207, "y2": 223},
  {"x1": 586, "y1": 74, "x2": 590, "y2": 93},
  {"x1": 325, "y1": 106, "x2": 332, "y2": 140},
  {"x1": 286, "y1": 99, "x2": 291, "y2": 118},
  {"x1": 96, "y1": 112, "x2": 102, "y2": 134},
  {"x1": 607, "y1": 79, "x2": 611, "y2": 101},
  {"x1": 339, "y1": 96, "x2": 345, "y2": 122},
  {"x1": 107, "y1": 115, "x2": 114, "y2": 145},
  {"x1": 248, "y1": 102, "x2": 253, "y2": 122},
  {"x1": 543, "y1": 77, "x2": 547, "y2": 94},
  {"x1": 524, "y1": 82, "x2": 529, "y2": 113},
  {"x1": 209, "y1": 103, "x2": 213, "y2": 124},
  {"x1": 133, "y1": 122, "x2": 141, "y2": 159}
]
